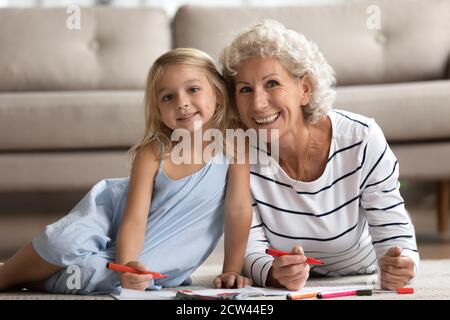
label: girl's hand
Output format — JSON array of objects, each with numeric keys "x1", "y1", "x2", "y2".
[
  {"x1": 267, "y1": 245, "x2": 310, "y2": 291},
  {"x1": 119, "y1": 261, "x2": 154, "y2": 291},
  {"x1": 379, "y1": 246, "x2": 415, "y2": 290},
  {"x1": 214, "y1": 272, "x2": 252, "y2": 289}
]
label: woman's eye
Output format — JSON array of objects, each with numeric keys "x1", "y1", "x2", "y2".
[
  {"x1": 189, "y1": 87, "x2": 200, "y2": 94},
  {"x1": 266, "y1": 80, "x2": 279, "y2": 88},
  {"x1": 162, "y1": 94, "x2": 173, "y2": 102},
  {"x1": 239, "y1": 86, "x2": 252, "y2": 94}
]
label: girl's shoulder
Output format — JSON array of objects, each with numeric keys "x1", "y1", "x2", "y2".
[
  {"x1": 131, "y1": 142, "x2": 161, "y2": 179},
  {"x1": 134, "y1": 142, "x2": 159, "y2": 162}
]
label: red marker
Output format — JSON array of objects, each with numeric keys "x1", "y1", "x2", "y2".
[
  {"x1": 373, "y1": 287, "x2": 414, "y2": 294},
  {"x1": 265, "y1": 248, "x2": 324, "y2": 265},
  {"x1": 106, "y1": 262, "x2": 168, "y2": 279}
]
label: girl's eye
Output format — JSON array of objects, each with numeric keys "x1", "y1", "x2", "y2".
[
  {"x1": 162, "y1": 94, "x2": 173, "y2": 102},
  {"x1": 239, "y1": 86, "x2": 252, "y2": 94},
  {"x1": 266, "y1": 80, "x2": 279, "y2": 88},
  {"x1": 189, "y1": 87, "x2": 200, "y2": 94}
]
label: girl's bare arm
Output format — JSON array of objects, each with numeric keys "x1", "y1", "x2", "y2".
[
  {"x1": 222, "y1": 162, "x2": 253, "y2": 274},
  {"x1": 116, "y1": 144, "x2": 159, "y2": 265}
]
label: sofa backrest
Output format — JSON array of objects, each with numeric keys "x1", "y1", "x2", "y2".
[
  {"x1": 174, "y1": 0, "x2": 450, "y2": 86},
  {"x1": 0, "y1": 7, "x2": 171, "y2": 91}
]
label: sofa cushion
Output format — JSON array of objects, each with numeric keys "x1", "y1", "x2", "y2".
[
  {"x1": 1, "y1": 81, "x2": 448, "y2": 151},
  {"x1": 335, "y1": 80, "x2": 450, "y2": 142},
  {"x1": 174, "y1": 0, "x2": 450, "y2": 85},
  {"x1": 0, "y1": 7, "x2": 170, "y2": 91},
  {"x1": 0, "y1": 151, "x2": 129, "y2": 191},
  {"x1": 0, "y1": 91, "x2": 145, "y2": 150},
  {"x1": 391, "y1": 143, "x2": 450, "y2": 179}
]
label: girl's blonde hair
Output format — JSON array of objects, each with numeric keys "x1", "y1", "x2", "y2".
[
  {"x1": 129, "y1": 48, "x2": 236, "y2": 163},
  {"x1": 220, "y1": 19, "x2": 336, "y2": 124}
]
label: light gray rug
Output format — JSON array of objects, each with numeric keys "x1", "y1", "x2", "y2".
[{"x1": 1, "y1": 259, "x2": 449, "y2": 300}]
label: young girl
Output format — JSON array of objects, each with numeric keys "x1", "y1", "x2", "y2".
[{"x1": 0, "y1": 48, "x2": 252, "y2": 295}]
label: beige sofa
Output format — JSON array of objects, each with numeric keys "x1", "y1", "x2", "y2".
[
  {"x1": 0, "y1": 7, "x2": 170, "y2": 192},
  {"x1": 0, "y1": 0, "x2": 449, "y2": 232}
]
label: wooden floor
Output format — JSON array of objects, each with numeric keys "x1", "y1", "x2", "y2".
[{"x1": 0, "y1": 181, "x2": 449, "y2": 261}]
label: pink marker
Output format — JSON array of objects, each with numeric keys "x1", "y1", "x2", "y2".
[{"x1": 317, "y1": 290, "x2": 358, "y2": 299}]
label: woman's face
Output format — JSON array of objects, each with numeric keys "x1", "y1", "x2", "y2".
[{"x1": 234, "y1": 57, "x2": 311, "y2": 138}]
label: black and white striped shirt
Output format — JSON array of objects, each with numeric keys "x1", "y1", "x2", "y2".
[{"x1": 244, "y1": 109, "x2": 420, "y2": 287}]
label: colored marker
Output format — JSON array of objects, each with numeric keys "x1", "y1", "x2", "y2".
[
  {"x1": 318, "y1": 289, "x2": 372, "y2": 299},
  {"x1": 287, "y1": 291, "x2": 320, "y2": 300},
  {"x1": 106, "y1": 262, "x2": 168, "y2": 279},
  {"x1": 372, "y1": 287, "x2": 414, "y2": 294},
  {"x1": 265, "y1": 248, "x2": 324, "y2": 265},
  {"x1": 317, "y1": 288, "x2": 413, "y2": 299}
]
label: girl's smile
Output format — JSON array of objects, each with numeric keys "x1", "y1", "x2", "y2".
[{"x1": 176, "y1": 111, "x2": 200, "y2": 122}]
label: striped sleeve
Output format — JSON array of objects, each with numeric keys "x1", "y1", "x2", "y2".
[
  {"x1": 243, "y1": 202, "x2": 274, "y2": 287},
  {"x1": 360, "y1": 121, "x2": 420, "y2": 275}
]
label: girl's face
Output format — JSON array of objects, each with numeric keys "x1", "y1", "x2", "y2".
[
  {"x1": 234, "y1": 57, "x2": 311, "y2": 139},
  {"x1": 156, "y1": 64, "x2": 217, "y2": 133}
]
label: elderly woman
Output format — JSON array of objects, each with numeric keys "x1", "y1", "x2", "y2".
[{"x1": 220, "y1": 20, "x2": 419, "y2": 291}]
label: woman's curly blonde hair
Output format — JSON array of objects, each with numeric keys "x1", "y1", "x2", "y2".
[{"x1": 220, "y1": 19, "x2": 336, "y2": 124}]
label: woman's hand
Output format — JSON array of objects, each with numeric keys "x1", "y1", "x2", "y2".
[
  {"x1": 214, "y1": 271, "x2": 252, "y2": 289},
  {"x1": 267, "y1": 245, "x2": 310, "y2": 291},
  {"x1": 379, "y1": 246, "x2": 415, "y2": 290},
  {"x1": 119, "y1": 261, "x2": 154, "y2": 291}
]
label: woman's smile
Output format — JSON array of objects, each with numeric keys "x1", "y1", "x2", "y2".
[{"x1": 253, "y1": 112, "x2": 281, "y2": 125}]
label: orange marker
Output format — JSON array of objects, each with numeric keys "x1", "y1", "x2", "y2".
[
  {"x1": 265, "y1": 248, "x2": 324, "y2": 265},
  {"x1": 287, "y1": 291, "x2": 320, "y2": 300},
  {"x1": 106, "y1": 262, "x2": 168, "y2": 279}
]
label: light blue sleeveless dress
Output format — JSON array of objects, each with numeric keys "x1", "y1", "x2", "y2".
[{"x1": 32, "y1": 153, "x2": 229, "y2": 295}]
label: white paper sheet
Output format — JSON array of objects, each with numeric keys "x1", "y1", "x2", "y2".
[
  {"x1": 111, "y1": 288, "x2": 179, "y2": 300},
  {"x1": 112, "y1": 284, "x2": 373, "y2": 300}
]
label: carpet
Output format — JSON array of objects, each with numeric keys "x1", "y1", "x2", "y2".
[{"x1": 1, "y1": 259, "x2": 449, "y2": 300}]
